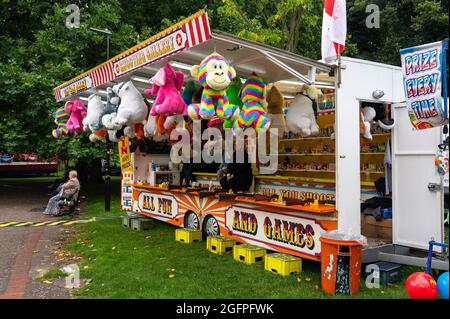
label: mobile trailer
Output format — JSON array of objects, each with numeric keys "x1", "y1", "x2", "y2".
[{"x1": 54, "y1": 10, "x2": 447, "y2": 268}]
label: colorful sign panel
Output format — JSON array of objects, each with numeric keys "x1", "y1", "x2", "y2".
[
  {"x1": 113, "y1": 29, "x2": 186, "y2": 77},
  {"x1": 118, "y1": 136, "x2": 132, "y2": 172},
  {"x1": 59, "y1": 76, "x2": 93, "y2": 99},
  {"x1": 225, "y1": 205, "x2": 328, "y2": 257},
  {"x1": 137, "y1": 191, "x2": 178, "y2": 219},
  {"x1": 121, "y1": 171, "x2": 134, "y2": 211},
  {"x1": 400, "y1": 41, "x2": 448, "y2": 130}
]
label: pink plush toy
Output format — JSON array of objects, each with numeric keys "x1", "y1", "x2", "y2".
[
  {"x1": 145, "y1": 63, "x2": 187, "y2": 117},
  {"x1": 65, "y1": 99, "x2": 87, "y2": 133}
]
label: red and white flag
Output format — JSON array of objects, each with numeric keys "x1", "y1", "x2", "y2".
[{"x1": 321, "y1": 0, "x2": 347, "y2": 62}]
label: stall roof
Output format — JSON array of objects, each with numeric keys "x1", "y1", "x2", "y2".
[{"x1": 53, "y1": 10, "x2": 333, "y2": 102}]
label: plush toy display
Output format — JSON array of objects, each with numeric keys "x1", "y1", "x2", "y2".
[
  {"x1": 187, "y1": 53, "x2": 239, "y2": 122},
  {"x1": 232, "y1": 73, "x2": 270, "y2": 133},
  {"x1": 83, "y1": 94, "x2": 106, "y2": 132},
  {"x1": 145, "y1": 64, "x2": 187, "y2": 117},
  {"x1": 89, "y1": 129, "x2": 107, "y2": 143},
  {"x1": 52, "y1": 106, "x2": 71, "y2": 139},
  {"x1": 181, "y1": 80, "x2": 200, "y2": 107},
  {"x1": 101, "y1": 87, "x2": 121, "y2": 131},
  {"x1": 266, "y1": 84, "x2": 286, "y2": 137},
  {"x1": 82, "y1": 94, "x2": 110, "y2": 143},
  {"x1": 360, "y1": 108, "x2": 373, "y2": 140},
  {"x1": 286, "y1": 84, "x2": 322, "y2": 137},
  {"x1": 113, "y1": 81, "x2": 148, "y2": 127},
  {"x1": 65, "y1": 99, "x2": 87, "y2": 133},
  {"x1": 359, "y1": 102, "x2": 395, "y2": 140},
  {"x1": 223, "y1": 77, "x2": 243, "y2": 128}
]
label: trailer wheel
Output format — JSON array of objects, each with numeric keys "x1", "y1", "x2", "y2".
[
  {"x1": 203, "y1": 215, "x2": 220, "y2": 237},
  {"x1": 184, "y1": 211, "x2": 200, "y2": 230}
]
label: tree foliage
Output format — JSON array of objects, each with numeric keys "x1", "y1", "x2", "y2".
[{"x1": 0, "y1": 0, "x2": 448, "y2": 165}]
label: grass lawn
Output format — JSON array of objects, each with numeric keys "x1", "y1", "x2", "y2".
[{"x1": 59, "y1": 180, "x2": 443, "y2": 299}]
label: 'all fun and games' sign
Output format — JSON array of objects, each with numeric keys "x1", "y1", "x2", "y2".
[
  {"x1": 137, "y1": 192, "x2": 178, "y2": 219},
  {"x1": 400, "y1": 41, "x2": 448, "y2": 130},
  {"x1": 225, "y1": 206, "x2": 328, "y2": 257}
]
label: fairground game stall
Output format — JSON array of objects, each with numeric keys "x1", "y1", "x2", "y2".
[{"x1": 53, "y1": 10, "x2": 448, "y2": 273}]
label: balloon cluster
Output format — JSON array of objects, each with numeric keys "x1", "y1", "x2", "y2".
[{"x1": 405, "y1": 271, "x2": 448, "y2": 299}]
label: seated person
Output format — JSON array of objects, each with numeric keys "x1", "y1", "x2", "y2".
[
  {"x1": 43, "y1": 170, "x2": 80, "y2": 216},
  {"x1": 218, "y1": 141, "x2": 253, "y2": 193}
]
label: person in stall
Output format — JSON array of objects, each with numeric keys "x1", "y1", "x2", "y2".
[
  {"x1": 217, "y1": 137, "x2": 253, "y2": 193},
  {"x1": 180, "y1": 88, "x2": 221, "y2": 186}
]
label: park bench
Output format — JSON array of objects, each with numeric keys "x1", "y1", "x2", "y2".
[{"x1": 58, "y1": 190, "x2": 80, "y2": 217}]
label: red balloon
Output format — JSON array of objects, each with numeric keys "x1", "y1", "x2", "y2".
[{"x1": 405, "y1": 272, "x2": 438, "y2": 299}]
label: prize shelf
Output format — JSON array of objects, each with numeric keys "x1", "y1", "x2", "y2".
[
  {"x1": 279, "y1": 133, "x2": 390, "y2": 143},
  {"x1": 278, "y1": 169, "x2": 384, "y2": 174},
  {"x1": 277, "y1": 152, "x2": 384, "y2": 156}
]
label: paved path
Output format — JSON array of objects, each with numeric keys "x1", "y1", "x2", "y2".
[{"x1": 0, "y1": 180, "x2": 74, "y2": 299}]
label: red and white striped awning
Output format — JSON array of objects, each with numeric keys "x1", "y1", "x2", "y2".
[
  {"x1": 53, "y1": 10, "x2": 211, "y2": 101},
  {"x1": 53, "y1": 9, "x2": 332, "y2": 102}
]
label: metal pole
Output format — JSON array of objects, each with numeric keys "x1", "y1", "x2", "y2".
[
  {"x1": 105, "y1": 34, "x2": 111, "y2": 212},
  {"x1": 105, "y1": 141, "x2": 111, "y2": 212}
]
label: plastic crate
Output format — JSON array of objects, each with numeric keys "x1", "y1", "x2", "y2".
[
  {"x1": 175, "y1": 228, "x2": 202, "y2": 243},
  {"x1": 207, "y1": 236, "x2": 236, "y2": 255},
  {"x1": 364, "y1": 261, "x2": 401, "y2": 286},
  {"x1": 265, "y1": 253, "x2": 302, "y2": 276},
  {"x1": 130, "y1": 218, "x2": 152, "y2": 231},
  {"x1": 122, "y1": 216, "x2": 140, "y2": 228},
  {"x1": 233, "y1": 244, "x2": 266, "y2": 265}
]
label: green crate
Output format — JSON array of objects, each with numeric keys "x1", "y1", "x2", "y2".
[
  {"x1": 122, "y1": 216, "x2": 140, "y2": 228},
  {"x1": 130, "y1": 218, "x2": 152, "y2": 231}
]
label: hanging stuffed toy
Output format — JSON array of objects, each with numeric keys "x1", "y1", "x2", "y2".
[
  {"x1": 266, "y1": 84, "x2": 286, "y2": 138},
  {"x1": 101, "y1": 87, "x2": 121, "y2": 130},
  {"x1": 65, "y1": 99, "x2": 87, "y2": 133},
  {"x1": 232, "y1": 73, "x2": 270, "y2": 133},
  {"x1": 223, "y1": 77, "x2": 243, "y2": 128},
  {"x1": 145, "y1": 63, "x2": 187, "y2": 117},
  {"x1": 187, "y1": 53, "x2": 240, "y2": 122},
  {"x1": 181, "y1": 80, "x2": 200, "y2": 106},
  {"x1": 286, "y1": 84, "x2": 322, "y2": 137},
  {"x1": 82, "y1": 93, "x2": 109, "y2": 142},
  {"x1": 83, "y1": 93, "x2": 106, "y2": 132},
  {"x1": 435, "y1": 147, "x2": 449, "y2": 176},
  {"x1": 113, "y1": 81, "x2": 148, "y2": 133},
  {"x1": 52, "y1": 106, "x2": 70, "y2": 139}
]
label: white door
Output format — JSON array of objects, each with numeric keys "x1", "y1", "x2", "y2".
[{"x1": 392, "y1": 103, "x2": 444, "y2": 251}]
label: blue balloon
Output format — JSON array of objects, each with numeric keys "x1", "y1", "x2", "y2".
[{"x1": 437, "y1": 272, "x2": 449, "y2": 299}]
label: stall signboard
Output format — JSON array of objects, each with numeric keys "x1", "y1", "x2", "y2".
[
  {"x1": 137, "y1": 191, "x2": 178, "y2": 219},
  {"x1": 256, "y1": 182, "x2": 336, "y2": 202},
  {"x1": 400, "y1": 41, "x2": 448, "y2": 130},
  {"x1": 59, "y1": 75, "x2": 93, "y2": 100},
  {"x1": 118, "y1": 136, "x2": 132, "y2": 172},
  {"x1": 121, "y1": 171, "x2": 133, "y2": 211},
  {"x1": 113, "y1": 29, "x2": 187, "y2": 77},
  {"x1": 225, "y1": 205, "x2": 328, "y2": 258}
]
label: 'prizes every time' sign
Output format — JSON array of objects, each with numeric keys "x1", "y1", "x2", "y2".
[{"x1": 400, "y1": 41, "x2": 448, "y2": 130}]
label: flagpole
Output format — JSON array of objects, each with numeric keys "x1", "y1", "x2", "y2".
[{"x1": 337, "y1": 44, "x2": 342, "y2": 88}]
